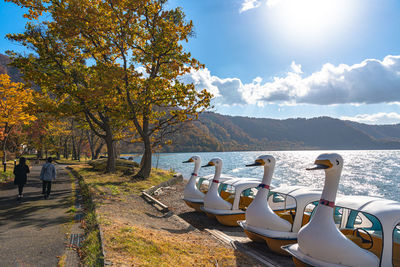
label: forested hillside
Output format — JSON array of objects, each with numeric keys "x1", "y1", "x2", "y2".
[
  {"x1": 3, "y1": 53, "x2": 400, "y2": 153},
  {"x1": 152, "y1": 113, "x2": 400, "y2": 152},
  {"x1": 0, "y1": 54, "x2": 23, "y2": 83}
]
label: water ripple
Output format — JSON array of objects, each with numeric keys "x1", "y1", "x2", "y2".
[{"x1": 125, "y1": 150, "x2": 400, "y2": 201}]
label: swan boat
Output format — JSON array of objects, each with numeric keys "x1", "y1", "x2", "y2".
[
  {"x1": 282, "y1": 153, "x2": 398, "y2": 267},
  {"x1": 238, "y1": 155, "x2": 322, "y2": 255},
  {"x1": 182, "y1": 156, "x2": 243, "y2": 212},
  {"x1": 200, "y1": 157, "x2": 261, "y2": 226}
]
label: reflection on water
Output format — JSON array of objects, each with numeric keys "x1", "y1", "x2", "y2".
[{"x1": 123, "y1": 150, "x2": 400, "y2": 201}]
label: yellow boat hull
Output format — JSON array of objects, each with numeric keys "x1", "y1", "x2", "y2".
[
  {"x1": 215, "y1": 213, "x2": 245, "y2": 226},
  {"x1": 264, "y1": 236, "x2": 296, "y2": 256},
  {"x1": 204, "y1": 211, "x2": 216, "y2": 218},
  {"x1": 243, "y1": 229, "x2": 266, "y2": 243},
  {"x1": 183, "y1": 200, "x2": 203, "y2": 212},
  {"x1": 292, "y1": 257, "x2": 312, "y2": 267}
]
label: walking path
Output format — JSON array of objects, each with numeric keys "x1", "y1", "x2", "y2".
[{"x1": 0, "y1": 164, "x2": 78, "y2": 266}]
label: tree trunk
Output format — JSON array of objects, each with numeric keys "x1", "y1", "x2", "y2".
[
  {"x1": 94, "y1": 141, "x2": 104, "y2": 159},
  {"x1": 86, "y1": 130, "x2": 96, "y2": 160},
  {"x1": 37, "y1": 148, "x2": 42, "y2": 160},
  {"x1": 2, "y1": 140, "x2": 6, "y2": 172},
  {"x1": 72, "y1": 135, "x2": 77, "y2": 160},
  {"x1": 63, "y1": 137, "x2": 69, "y2": 159},
  {"x1": 105, "y1": 134, "x2": 116, "y2": 173},
  {"x1": 135, "y1": 136, "x2": 152, "y2": 179}
]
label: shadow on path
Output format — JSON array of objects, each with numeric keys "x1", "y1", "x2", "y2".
[{"x1": 0, "y1": 165, "x2": 74, "y2": 266}]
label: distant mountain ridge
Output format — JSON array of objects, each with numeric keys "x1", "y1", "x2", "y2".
[
  {"x1": 0, "y1": 54, "x2": 23, "y2": 83},
  {"x1": 164, "y1": 113, "x2": 400, "y2": 152},
  {"x1": 2, "y1": 53, "x2": 399, "y2": 152}
]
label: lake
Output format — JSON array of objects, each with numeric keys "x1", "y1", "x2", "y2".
[{"x1": 123, "y1": 150, "x2": 400, "y2": 201}]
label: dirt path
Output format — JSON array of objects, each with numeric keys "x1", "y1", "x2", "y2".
[
  {"x1": 155, "y1": 181, "x2": 294, "y2": 266},
  {"x1": 0, "y1": 165, "x2": 77, "y2": 266}
]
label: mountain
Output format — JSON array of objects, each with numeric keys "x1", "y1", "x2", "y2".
[
  {"x1": 163, "y1": 113, "x2": 400, "y2": 152},
  {"x1": 2, "y1": 54, "x2": 400, "y2": 152},
  {"x1": 0, "y1": 54, "x2": 23, "y2": 83}
]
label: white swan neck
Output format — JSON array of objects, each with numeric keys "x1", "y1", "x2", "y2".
[
  {"x1": 209, "y1": 164, "x2": 222, "y2": 191},
  {"x1": 214, "y1": 165, "x2": 222, "y2": 181},
  {"x1": 261, "y1": 164, "x2": 274, "y2": 186},
  {"x1": 193, "y1": 162, "x2": 200, "y2": 177},
  {"x1": 320, "y1": 168, "x2": 342, "y2": 202}
]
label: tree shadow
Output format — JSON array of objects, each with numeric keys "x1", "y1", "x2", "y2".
[
  {"x1": 177, "y1": 211, "x2": 248, "y2": 238},
  {"x1": 0, "y1": 168, "x2": 73, "y2": 232}
]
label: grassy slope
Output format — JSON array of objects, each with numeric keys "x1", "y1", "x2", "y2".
[{"x1": 71, "y1": 159, "x2": 251, "y2": 266}]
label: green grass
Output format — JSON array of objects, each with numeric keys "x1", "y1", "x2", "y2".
[
  {"x1": 68, "y1": 168, "x2": 104, "y2": 266},
  {"x1": 0, "y1": 168, "x2": 13, "y2": 184}
]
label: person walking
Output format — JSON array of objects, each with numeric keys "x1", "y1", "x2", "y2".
[
  {"x1": 13, "y1": 157, "x2": 30, "y2": 201},
  {"x1": 40, "y1": 157, "x2": 56, "y2": 199}
]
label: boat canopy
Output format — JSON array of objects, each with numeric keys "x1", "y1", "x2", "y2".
[
  {"x1": 335, "y1": 195, "x2": 400, "y2": 228},
  {"x1": 269, "y1": 185, "x2": 322, "y2": 232}
]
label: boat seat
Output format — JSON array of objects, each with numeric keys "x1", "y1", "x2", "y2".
[
  {"x1": 239, "y1": 196, "x2": 253, "y2": 210},
  {"x1": 340, "y1": 229, "x2": 383, "y2": 259},
  {"x1": 220, "y1": 191, "x2": 234, "y2": 204},
  {"x1": 276, "y1": 209, "x2": 296, "y2": 224}
]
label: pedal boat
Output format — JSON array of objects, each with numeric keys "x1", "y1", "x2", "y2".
[
  {"x1": 200, "y1": 157, "x2": 260, "y2": 226},
  {"x1": 238, "y1": 155, "x2": 321, "y2": 255},
  {"x1": 283, "y1": 153, "x2": 383, "y2": 267},
  {"x1": 182, "y1": 156, "x2": 238, "y2": 212}
]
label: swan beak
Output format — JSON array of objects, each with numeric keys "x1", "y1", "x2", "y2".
[
  {"x1": 246, "y1": 159, "x2": 264, "y2": 167},
  {"x1": 202, "y1": 162, "x2": 214, "y2": 167},
  {"x1": 306, "y1": 159, "x2": 333, "y2": 170},
  {"x1": 182, "y1": 158, "x2": 194, "y2": 163}
]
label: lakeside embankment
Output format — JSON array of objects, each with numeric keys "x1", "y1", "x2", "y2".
[{"x1": 69, "y1": 159, "x2": 260, "y2": 266}]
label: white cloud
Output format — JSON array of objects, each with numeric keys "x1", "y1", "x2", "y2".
[
  {"x1": 180, "y1": 68, "x2": 245, "y2": 105},
  {"x1": 182, "y1": 55, "x2": 400, "y2": 107},
  {"x1": 290, "y1": 61, "x2": 302, "y2": 74},
  {"x1": 341, "y1": 112, "x2": 400, "y2": 125},
  {"x1": 253, "y1": 55, "x2": 400, "y2": 105},
  {"x1": 239, "y1": 0, "x2": 262, "y2": 13},
  {"x1": 266, "y1": 0, "x2": 283, "y2": 7}
]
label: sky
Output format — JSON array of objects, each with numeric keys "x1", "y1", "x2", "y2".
[{"x1": 2, "y1": 0, "x2": 400, "y2": 124}]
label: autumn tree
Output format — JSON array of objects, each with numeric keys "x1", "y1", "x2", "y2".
[
  {"x1": 52, "y1": 0, "x2": 211, "y2": 178},
  {"x1": 0, "y1": 74, "x2": 36, "y2": 169},
  {"x1": 7, "y1": 20, "x2": 129, "y2": 172},
  {"x1": 7, "y1": 0, "x2": 212, "y2": 178},
  {"x1": 109, "y1": 1, "x2": 212, "y2": 178}
]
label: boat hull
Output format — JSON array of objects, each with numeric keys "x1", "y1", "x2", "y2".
[
  {"x1": 243, "y1": 229, "x2": 266, "y2": 243},
  {"x1": 183, "y1": 200, "x2": 203, "y2": 212},
  {"x1": 215, "y1": 213, "x2": 245, "y2": 226},
  {"x1": 242, "y1": 227, "x2": 296, "y2": 255},
  {"x1": 204, "y1": 211, "x2": 216, "y2": 218},
  {"x1": 264, "y1": 236, "x2": 296, "y2": 256},
  {"x1": 292, "y1": 257, "x2": 312, "y2": 267}
]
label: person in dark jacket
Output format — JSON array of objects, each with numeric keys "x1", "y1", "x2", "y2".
[
  {"x1": 40, "y1": 157, "x2": 56, "y2": 199},
  {"x1": 13, "y1": 157, "x2": 30, "y2": 200}
]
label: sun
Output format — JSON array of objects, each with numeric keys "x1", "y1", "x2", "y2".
[{"x1": 267, "y1": 0, "x2": 355, "y2": 43}]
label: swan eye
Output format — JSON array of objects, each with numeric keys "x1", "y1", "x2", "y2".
[
  {"x1": 267, "y1": 159, "x2": 271, "y2": 163},
  {"x1": 336, "y1": 160, "x2": 340, "y2": 165}
]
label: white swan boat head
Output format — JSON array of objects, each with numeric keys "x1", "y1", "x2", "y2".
[
  {"x1": 182, "y1": 155, "x2": 205, "y2": 211},
  {"x1": 239, "y1": 155, "x2": 321, "y2": 255},
  {"x1": 200, "y1": 157, "x2": 261, "y2": 226},
  {"x1": 283, "y1": 153, "x2": 383, "y2": 267}
]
